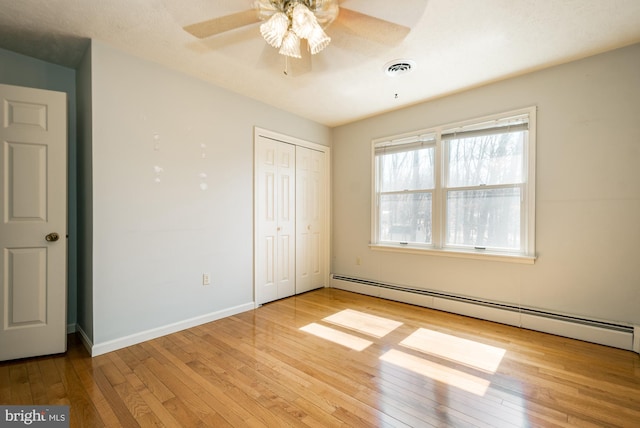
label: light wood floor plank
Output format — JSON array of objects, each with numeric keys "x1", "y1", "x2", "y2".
[{"x1": 1, "y1": 288, "x2": 639, "y2": 427}]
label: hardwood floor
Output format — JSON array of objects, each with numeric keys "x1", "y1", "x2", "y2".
[{"x1": 2, "y1": 288, "x2": 640, "y2": 427}]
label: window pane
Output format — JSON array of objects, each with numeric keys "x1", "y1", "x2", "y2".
[
  {"x1": 447, "y1": 132, "x2": 524, "y2": 187},
  {"x1": 380, "y1": 193, "x2": 432, "y2": 244},
  {"x1": 446, "y1": 188, "x2": 521, "y2": 250},
  {"x1": 379, "y1": 147, "x2": 434, "y2": 192}
]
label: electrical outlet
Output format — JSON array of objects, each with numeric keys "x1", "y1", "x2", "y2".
[{"x1": 202, "y1": 273, "x2": 211, "y2": 286}]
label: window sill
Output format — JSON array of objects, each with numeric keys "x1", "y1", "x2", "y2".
[{"x1": 369, "y1": 244, "x2": 536, "y2": 264}]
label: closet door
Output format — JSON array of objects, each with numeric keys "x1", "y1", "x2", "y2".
[
  {"x1": 296, "y1": 147, "x2": 325, "y2": 294},
  {"x1": 255, "y1": 137, "x2": 296, "y2": 305}
]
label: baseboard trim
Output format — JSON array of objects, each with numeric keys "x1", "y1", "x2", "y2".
[
  {"x1": 76, "y1": 325, "x2": 94, "y2": 356},
  {"x1": 67, "y1": 323, "x2": 77, "y2": 334},
  {"x1": 331, "y1": 276, "x2": 634, "y2": 351},
  {"x1": 90, "y1": 302, "x2": 255, "y2": 357}
]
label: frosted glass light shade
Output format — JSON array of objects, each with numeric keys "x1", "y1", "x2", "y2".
[
  {"x1": 312, "y1": 0, "x2": 340, "y2": 27},
  {"x1": 307, "y1": 25, "x2": 331, "y2": 55},
  {"x1": 291, "y1": 3, "x2": 317, "y2": 39},
  {"x1": 279, "y1": 31, "x2": 302, "y2": 58},
  {"x1": 260, "y1": 12, "x2": 289, "y2": 48},
  {"x1": 260, "y1": 1, "x2": 333, "y2": 57}
]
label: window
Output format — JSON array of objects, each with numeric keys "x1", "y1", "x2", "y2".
[{"x1": 372, "y1": 108, "x2": 536, "y2": 262}]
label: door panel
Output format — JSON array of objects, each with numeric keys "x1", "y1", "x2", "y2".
[
  {"x1": 277, "y1": 146, "x2": 295, "y2": 297},
  {"x1": 6, "y1": 248, "x2": 47, "y2": 326},
  {"x1": 309, "y1": 150, "x2": 325, "y2": 288},
  {"x1": 295, "y1": 147, "x2": 311, "y2": 292},
  {"x1": 0, "y1": 84, "x2": 67, "y2": 361},
  {"x1": 256, "y1": 140, "x2": 278, "y2": 304},
  {"x1": 255, "y1": 136, "x2": 295, "y2": 304},
  {"x1": 5, "y1": 99, "x2": 48, "y2": 131},
  {"x1": 296, "y1": 147, "x2": 325, "y2": 294},
  {"x1": 6, "y1": 142, "x2": 48, "y2": 221}
]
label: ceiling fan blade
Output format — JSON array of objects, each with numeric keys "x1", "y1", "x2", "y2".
[
  {"x1": 333, "y1": 7, "x2": 411, "y2": 45},
  {"x1": 184, "y1": 9, "x2": 260, "y2": 39}
]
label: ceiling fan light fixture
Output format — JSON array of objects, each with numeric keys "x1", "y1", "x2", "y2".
[
  {"x1": 257, "y1": 0, "x2": 338, "y2": 58},
  {"x1": 307, "y1": 26, "x2": 331, "y2": 55},
  {"x1": 279, "y1": 31, "x2": 302, "y2": 58},
  {"x1": 260, "y1": 12, "x2": 289, "y2": 48}
]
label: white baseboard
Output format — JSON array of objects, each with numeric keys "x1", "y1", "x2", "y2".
[
  {"x1": 90, "y1": 302, "x2": 255, "y2": 357},
  {"x1": 67, "y1": 323, "x2": 77, "y2": 334},
  {"x1": 432, "y1": 296, "x2": 522, "y2": 327},
  {"x1": 76, "y1": 325, "x2": 94, "y2": 356},
  {"x1": 331, "y1": 277, "x2": 634, "y2": 351},
  {"x1": 520, "y1": 314, "x2": 632, "y2": 350}
]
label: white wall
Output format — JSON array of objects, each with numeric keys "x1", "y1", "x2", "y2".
[
  {"x1": 88, "y1": 41, "x2": 330, "y2": 347},
  {"x1": 332, "y1": 43, "x2": 640, "y2": 326}
]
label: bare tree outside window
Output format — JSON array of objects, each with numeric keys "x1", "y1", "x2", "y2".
[
  {"x1": 377, "y1": 146, "x2": 434, "y2": 244},
  {"x1": 445, "y1": 132, "x2": 524, "y2": 250}
]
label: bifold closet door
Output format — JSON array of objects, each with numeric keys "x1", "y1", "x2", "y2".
[
  {"x1": 296, "y1": 147, "x2": 325, "y2": 294},
  {"x1": 255, "y1": 137, "x2": 296, "y2": 305}
]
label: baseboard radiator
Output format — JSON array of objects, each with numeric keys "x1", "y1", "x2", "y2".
[{"x1": 331, "y1": 275, "x2": 636, "y2": 351}]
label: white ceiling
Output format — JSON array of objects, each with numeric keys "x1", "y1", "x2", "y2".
[{"x1": 1, "y1": 0, "x2": 639, "y2": 127}]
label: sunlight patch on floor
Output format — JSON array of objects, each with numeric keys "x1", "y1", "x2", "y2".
[
  {"x1": 300, "y1": 323, "x2": 373, "y2": 351},
  {"x1": 323, "y1": 309, "x2": 403, "y2": 338},
  {"x1": 301, "y1": 308, "x2": 507, "y2": 397},
  {"x1": 400, "y1": 328, "x2": 506, "y2": 373},
  {"x1": 380, "y1": 349, "x2": 491, "y2": 396}
]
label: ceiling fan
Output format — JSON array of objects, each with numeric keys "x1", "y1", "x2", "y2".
[{"x1": 183, "y1": 0, "x2": 413, "y2": 65}]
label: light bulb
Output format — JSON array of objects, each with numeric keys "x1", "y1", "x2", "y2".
[
  {"x1": 279, "y1": 31, "x2": 302, "y2": 58},
  {"x1": 291, "y1": 3, "x2": 317, "y2": 39},
  {"x1": 307, "y1": 25, "x2": 331, "y2": 55},
  {"x1": 260, "y1": 12, "x2": 289, "y2": 48}
]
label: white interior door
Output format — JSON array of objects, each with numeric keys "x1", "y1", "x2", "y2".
[
  {"x1": 0, "y1": 84, "x2": 67, "y2": 361},
  {"x1": 296, "y1": 147, "x2": 325, "y2": 294},
  {"x1": 255, "y1": 136, "x2": 295, "y2": 305}
]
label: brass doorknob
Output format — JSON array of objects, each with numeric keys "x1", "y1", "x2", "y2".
[{"x1": 45, "y1": 232, "x2": 60, "y2": 242}]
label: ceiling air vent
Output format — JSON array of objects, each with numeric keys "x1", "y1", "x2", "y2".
[{"x1": 384, "y1": 59, "x2": 416, "y2": 76}]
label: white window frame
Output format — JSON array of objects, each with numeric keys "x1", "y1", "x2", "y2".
[{"x1": 370, "y1": 107, "x2": 536, "y2": 264}]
